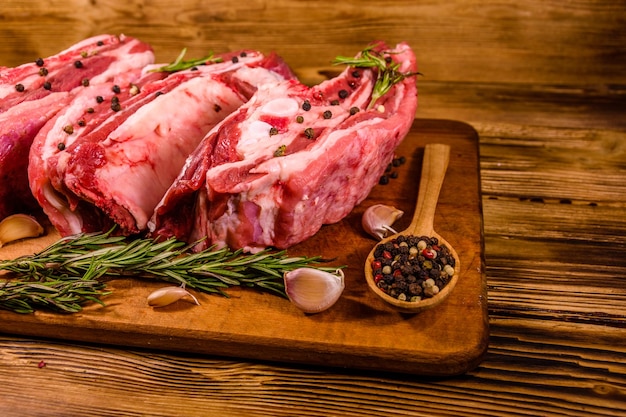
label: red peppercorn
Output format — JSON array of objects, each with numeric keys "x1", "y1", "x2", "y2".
[
  {"x1": 393, "y1": 269, "x2": 403, "y2": 278},
  {"x1": 371, "y1": 260, "x2": 382, "y2": 270},
  {"x1": 382, "y1": 250, "x2": 393, "y2": 260},
  {"x1": 374, "y1": 273, "x2": 383, "y2": 283},
  {"x1": 422, "y1": 248, "x2": 436, "y2": 259}
]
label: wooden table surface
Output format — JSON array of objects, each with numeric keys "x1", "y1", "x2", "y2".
[{"x1": 1, "y1": 1, "x2": 626, "y2": 415}]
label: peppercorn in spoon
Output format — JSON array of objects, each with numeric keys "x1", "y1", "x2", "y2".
[{"x1": 364, "y1": 143, "x2": 460, "y2": 313}]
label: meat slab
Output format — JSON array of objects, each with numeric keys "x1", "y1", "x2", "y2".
[
  {"x1": 150, "y1": 42, "x2": 418, "y2": 251},
  {"x1": 0, "y1": 34, "x2": 154, "y2": 219},
  {"x1": 29, "y1": 51, "x2": 296, "y2": 235}
]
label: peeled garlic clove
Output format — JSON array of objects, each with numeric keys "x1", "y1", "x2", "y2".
[
  {"x1": 284, "y1": 268, "x2": 345, "y2": 314},
  {"x1": 0, "y1": 214, "x2": 44, "y2": 248},
  {"x1": 147, "y1": 285, "x2": 200, "y2": 308},
  {"x1": 362, "y1": 204, "x2": 404, "y2": 240}
]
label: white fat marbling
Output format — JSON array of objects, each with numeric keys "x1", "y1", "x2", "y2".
[{"x1": 261, "y1": 97, "x2": 299, "y2": 117}]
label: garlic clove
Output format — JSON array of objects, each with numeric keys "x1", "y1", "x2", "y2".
[
  {"x1": 147, "y1": 285, "x2": 200, "y2": 308},
  {"x1": 0, "y1": 214, "x2": 45, "y2": 248},
  {"x1": 362, "y1": 204, "x2": 404, "y2": 240},
  {"x1": 283, "y1": 268, "x2": 345, "y2": 314}
]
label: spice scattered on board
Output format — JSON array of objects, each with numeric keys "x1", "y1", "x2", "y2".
[
  {"x1": 370, "y1": 235, "x2": 455, "y2": 302},
  {"x1": 379, "y1": 155, "x2": 406, "y2": 185}
]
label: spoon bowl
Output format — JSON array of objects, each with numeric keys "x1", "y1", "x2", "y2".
[{"x1": 364, "y1": 143, "x2": 460, "y2": 313}]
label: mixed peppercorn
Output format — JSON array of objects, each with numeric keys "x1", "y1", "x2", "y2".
[{"x1": 370, "y1": 235, "x2": 455, "y2": 302}]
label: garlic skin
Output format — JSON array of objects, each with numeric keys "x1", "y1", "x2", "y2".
[
  {"x1": 362, "y1": 204, "x2": 404, "y2": 240},
  {"x1": 284, "y1": 268, "x2": 345, "y2": 314},
  {"x1": 147, "y1": 285, "x2": 200, "y2": 308},
  {"x1": 0, "y1": 214, "x2": 45, "y2": 248}
]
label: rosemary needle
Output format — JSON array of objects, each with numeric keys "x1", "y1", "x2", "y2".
[
  {"x1": 0, "y1": 229, "x2": 341, "y2": 314},
  {"x1": 150, "y1": 48, "x2": 224, "y2": 73}
]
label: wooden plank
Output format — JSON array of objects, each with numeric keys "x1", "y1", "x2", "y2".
[
  {"x1": 0, "y1": 119, "x2": 488, "y2": 376},
  {"x1": 1, "y1": 0, "x2": 625, "y2": 85}
]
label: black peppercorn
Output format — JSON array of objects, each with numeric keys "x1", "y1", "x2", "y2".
[
  {"x1": 35, "y1": 58, "x2": 44, "y2": 67},
  {"x1": 15, "y1": 84, "x2": 25, "y2": 92},
  {"x1": 74, "y1": 60, "x2": 83, "y2": 68},
  {"x1": 273, "y1": 144, "x2": 286, "y2": 157},
  {"x1": 112, "y1": 85, "x2": 121, "y2": 94},
  {"x1": 302, "y1": 100, "x2": 311, "y2": 111},
  {"x1": 304, "y1": 128, "x2": 314, "y2": 139},
  {"x1": 323, "y1": 110, "x2": 332, "y2": 119},
  {"x1": 43, "y1": 82, "x2": 51, "y2": 90},
  {"x1": 338, "y1": 89, "x2": 348, "y2": 99},
  {"x1": 231, "y1": 56, "x2": 239, "y2": 63},
  {"x1": 96, "y1": 96, "x2": 104, "y2": 103}
]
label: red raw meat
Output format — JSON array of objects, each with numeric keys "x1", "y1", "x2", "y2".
[
  {"x1": 29, "y1": 50, "x2": 296, "y2": 235},
  {"x1": 0, "y1": 34, "x2": 154, "y2": 219},
  {"x1": 150, "y1": 42, "x2": 418, "y2": 251}
]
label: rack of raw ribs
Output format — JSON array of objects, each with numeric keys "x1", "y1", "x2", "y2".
[{"x1": 0, "y1": 34, "x2": 417, "y2": 252}]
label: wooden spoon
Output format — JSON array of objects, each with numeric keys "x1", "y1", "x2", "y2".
[{"x1": 364, "y1": 143, "x2": 460, "y2": 313}]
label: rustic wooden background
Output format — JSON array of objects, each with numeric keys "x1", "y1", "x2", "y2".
[
  {"x1": 2, "y1": 0, "x2": 625, "y2": 86},
  {"x1": 1, "y1": 0, "x2": 625, "y2": 415}
]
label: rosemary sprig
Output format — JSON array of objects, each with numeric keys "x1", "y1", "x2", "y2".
[
  {"x1": 0, "y1": 229, "x2": 341, "y2": 314},
  {"x1": 0, "y1": 279, "x2": 109, "y2": 314},
  {"x1": 333, "y1": 44, "x2": 419, "y2": 109},
  {"x1": 150, "y1": 48, "x2": 224, "y2": 73}
]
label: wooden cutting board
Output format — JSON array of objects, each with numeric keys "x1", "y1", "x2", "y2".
[{"x1": 0, "y1": 118, "x2": 488, "y2": 376}]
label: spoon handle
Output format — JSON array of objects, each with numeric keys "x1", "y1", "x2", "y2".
[{"x1": 408, "y1": 143, "x2": 451, "y2": 236}]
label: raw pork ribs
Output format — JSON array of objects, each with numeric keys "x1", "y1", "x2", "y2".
[
  {"x1": 29, "y1": 50, "x2": 295, "y2": 236},
  {"x1": 150, "y1": 42, "x2": 418, "y2": 251},
  {"x1": 0, "y1": 34, "x2": 154, "y2": 219}
]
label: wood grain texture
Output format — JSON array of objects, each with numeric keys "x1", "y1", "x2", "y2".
[
  {"x1": 1, "y1": 0, "x2": 626, "y2": 415},
  {"x1": 1, "y1": 0, "x2": 626, "y2": 85}
]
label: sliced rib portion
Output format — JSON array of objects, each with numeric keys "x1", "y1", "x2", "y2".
[
  {"x1": 150, "y1": 42, "x2": 417, "y2": 251},
  {"x1": 0, "y1": 34, "x2": 154, "y2": 219},
  {"x1": 29, "y1": 51, "x2": 295, "y2": 235}
]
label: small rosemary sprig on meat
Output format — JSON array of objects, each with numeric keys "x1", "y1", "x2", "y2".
[
  {"x1": 333, "y1": 44, "x2": 419, "y2": 109},
  {"x1": 151, "y1": 48, "x2": 224, "y2": 73},
  {"x1": 0, "y1": 229, "x2": 340, "y2": 314}
]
